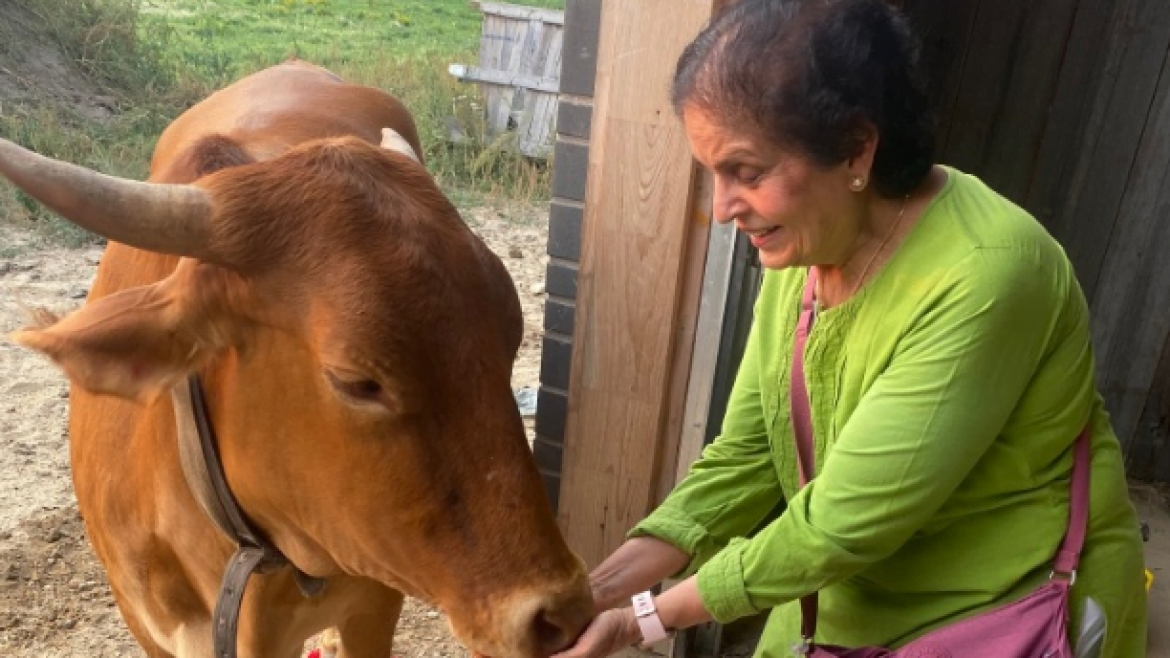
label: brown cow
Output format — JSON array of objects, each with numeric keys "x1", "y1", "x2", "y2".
[{"x1": 0, "y1": 60, "x2": 591, "y2": 658}]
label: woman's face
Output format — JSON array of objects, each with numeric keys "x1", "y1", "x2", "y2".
[{"x1": 682, "y1": 106, "x2": 865, "y2": 270}]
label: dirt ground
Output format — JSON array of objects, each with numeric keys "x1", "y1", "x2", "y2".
[{"x1": 0, "y1": 205, "x2": 547, "y2": 657}]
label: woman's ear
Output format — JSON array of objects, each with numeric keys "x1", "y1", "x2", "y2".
[{"x1": 846, "y1": 119, "x2": 880, "y2": 180}]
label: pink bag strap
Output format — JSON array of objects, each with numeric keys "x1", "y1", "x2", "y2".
[
  {"x1": 791, "y1": 267, "x2": 819, "y2": 487},
  {"x1": 790, "y1": 268, "x2": 821, "y2": 644},
  {"x1": 789, "y1": 267, "x2": 1091, "y2": 645},
  {"x1": 1054, "y1": 425, "x2": 1091, "y2": 576}
]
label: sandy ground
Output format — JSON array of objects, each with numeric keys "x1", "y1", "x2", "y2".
[{"x1": 0, "y1": 204, "x2": 548, "y2": 657}]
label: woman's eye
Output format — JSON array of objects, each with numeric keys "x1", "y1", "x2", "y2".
[{"x1": 735, "y1": 167, "x2": 764, "y2": 185}]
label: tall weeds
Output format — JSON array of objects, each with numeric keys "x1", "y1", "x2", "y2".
[
  {"x1": 337, "y1": 55, "x2": 552, "y2": 200},
  {"x1": 31, "y1": 0, "x2": 183, "y2": 103}
]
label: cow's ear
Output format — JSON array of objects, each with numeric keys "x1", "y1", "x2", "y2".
[{"x1": 10, "y1": 263, "x2": 243, "y2": 403}]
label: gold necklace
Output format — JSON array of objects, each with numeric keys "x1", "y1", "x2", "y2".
[{"x1": 818, "y1": 193, "x2": 910, "y2": 308}]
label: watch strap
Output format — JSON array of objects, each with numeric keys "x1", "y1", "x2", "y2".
[{"x1": 631, "y1": 591, "x2": 669, "y2": 645}]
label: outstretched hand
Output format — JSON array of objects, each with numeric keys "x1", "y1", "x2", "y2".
[{"x1": 549, "y1": 607, "x2": 641, "y2": 658}]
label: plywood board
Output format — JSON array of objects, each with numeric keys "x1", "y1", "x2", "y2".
[{"x1": 557, "y1": 0, "x2": 714, "y2": 566}]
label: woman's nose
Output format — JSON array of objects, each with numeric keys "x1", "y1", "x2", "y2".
[{"x1": 712, "y1": 178, "x2": 746, "y2": 224}]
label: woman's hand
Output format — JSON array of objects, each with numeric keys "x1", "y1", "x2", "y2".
[
  {"x1": 554, "y1": 578, "x2": 714, "y2": 658},
  {"x1": 549, "y1": 608, "x2": 641, "y2": 658}
]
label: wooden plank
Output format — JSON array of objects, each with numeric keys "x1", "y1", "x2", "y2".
[
  {"x1": 480, "y1": 13, "x2": 509, "y2": 134},
  {"x1": 476, "y1": 1, "x2": 565, "y2": 25},
  {"x1": 1050, "y1": 0, "x2": 1170, "y2": 301},
  {"x1": 1088, "y1": 35, "x2": 1170, "y2": 463},
  {"x1": 479, "y1": 13, "x2": 505, "y2": 69},
  {"x1": 673, "y1": 195, "x2": 736, "y2": 487},
  {"x1": 1025, "y1": 0, "x2": 1125, "y2": 231},
  {"x1": 977, "y1": 0, "x2": 1079, "y2": 202},
  {"x1": 935, "y1": 0, "x2": 1028, "y2": 173},
  {"x1": 557, "y1": 0, "x2": 713, "y2": 567},
  {"x1": 519, "y1": 27, "x2": 564, "y2": 156},
  {"x1": 520, "y1": 91, "x2": 559, "y2": 156},
  {"x1": 658, "y1": 171, "x2": 714, "y2": 503},
  {"x1": 510, "y1": 19, "x2": 545, "y2": 140},
  {"x1": 469, "y1": 14, "x2": 530, "y2": 135},
  {"x1": 1132, "y1": 330, "x2": 1170, "y2": 482},
  {"x1": 448, "y1": 64, "x2": 560, "y2": 94},
  {"x1": 521, "y1": 92, "x2": 556, "y2": 155},
  {"x1": 542, "y1": 22, "x2": 564, "y2": 80},
  {"x1": 502, "y1": 16, "x2": 528, "y2": 74},
  {"x1": 516, "y1": 19, "x2": 544, "y2": 80},
  {"x1": 900, "y1": 0, "x2": 981, "y2": 164},
  {"x1": 497, "y1": 17, "x2": 531, "y2": 132}
]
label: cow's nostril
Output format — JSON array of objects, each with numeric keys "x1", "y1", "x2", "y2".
[
  {"x1": 507, "y1": 577, "x2": 593, "y2": 656},
  {"x1": 533, "y1": 608, "x2": 570, "y2": 654},
  {"x1": 532, "y1": 604, "x2": 593, "y2": 656}
]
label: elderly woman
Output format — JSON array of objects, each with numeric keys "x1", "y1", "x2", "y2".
[{"x1": 551, "y1": 0, "x2": 1148, "y2": 657}]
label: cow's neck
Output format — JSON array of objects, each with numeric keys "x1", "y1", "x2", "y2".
[{"x1": 170, "y1": 375, "x2": 325, "y2": 658}]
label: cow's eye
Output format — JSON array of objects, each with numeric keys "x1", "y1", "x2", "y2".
[{"x1": 325, "y1": 370, "x2": 384, "y2": 403}]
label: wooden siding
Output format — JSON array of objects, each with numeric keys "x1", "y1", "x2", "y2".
[
  {"x1": 555, "y1": 0, "x2": 714, "y2": 566},
  {"x1": 903, "y1": 0, "x2": 1170, "y2": 481}
]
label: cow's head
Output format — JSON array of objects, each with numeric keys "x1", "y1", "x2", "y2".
[{"x1": 0, "y1": 134, "x2": 592, "y2": 658}]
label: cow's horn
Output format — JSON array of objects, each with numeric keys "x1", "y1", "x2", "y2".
[
  {"x1": 0, "y1": 139, "x2": 214, "y2": 258},
  {"x1": 380, "y1": 128, "x2": 421, "y2": 163}
]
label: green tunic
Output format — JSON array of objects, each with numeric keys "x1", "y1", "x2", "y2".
[{"x1": 631, "y1": 168, "x2": 1147, "y2": 656}]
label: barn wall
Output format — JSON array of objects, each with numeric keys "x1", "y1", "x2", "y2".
[{"x1": 905, "y1": 0, "x2": 1170, "y2": 480}]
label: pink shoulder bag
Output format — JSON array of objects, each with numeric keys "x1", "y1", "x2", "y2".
[{"x1": 789, "y1": 268, "x2": 1088, "y2": 657}]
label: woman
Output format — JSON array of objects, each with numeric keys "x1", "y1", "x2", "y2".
[{"x1": 551, "y1": 0, "x2": 1148, "y2": 656}]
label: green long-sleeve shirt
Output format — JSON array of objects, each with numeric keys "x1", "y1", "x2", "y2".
[{"x1": 632, "y1": 168, "x2": 1147, "y2": 656}]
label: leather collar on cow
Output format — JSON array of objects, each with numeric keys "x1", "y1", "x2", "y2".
[{"x1": 171, "y1": 375, "x2": 326, "y2": 658}]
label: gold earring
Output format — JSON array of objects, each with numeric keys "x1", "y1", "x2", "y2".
[{"x1": 850, "y1": 176, "x2": 867, "y2": 192}]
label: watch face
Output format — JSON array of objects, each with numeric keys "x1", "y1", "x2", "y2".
[{"x1": 632, "y1": 592, "x2": 656, "y2": 617}]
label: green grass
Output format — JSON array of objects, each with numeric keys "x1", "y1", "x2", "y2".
[
  {"x1": 139, "y1": 0, "x2": 565, "y2": 84},
  {"x1": 1, "y1": 0, "x2": 564, "y2": 248}
]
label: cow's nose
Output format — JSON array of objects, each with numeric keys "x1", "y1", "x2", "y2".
[{"x1": 526, "y1": 589, "x2": 594, "y2": 655}]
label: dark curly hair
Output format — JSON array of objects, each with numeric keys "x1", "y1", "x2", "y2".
[{"x1": 672, "y1": 0, "x2": 935, "y2": 198}]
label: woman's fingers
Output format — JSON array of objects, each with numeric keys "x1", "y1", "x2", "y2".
[{"x1": 549, "y1": 609, "x2": 640, "y2": 658}]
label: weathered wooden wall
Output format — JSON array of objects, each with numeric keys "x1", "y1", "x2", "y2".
[{"x1": 903, "y1": 0, "x2": 1170, "y2": 481}]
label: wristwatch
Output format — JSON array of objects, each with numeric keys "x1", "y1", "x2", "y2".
[{"x1": 631, "y1": 591, "x2": 669, "y2": 645}]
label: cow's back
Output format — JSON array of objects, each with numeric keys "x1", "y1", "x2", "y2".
[{"x1": 151, "y1": 59, "x2": 422, "y2": 178}]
